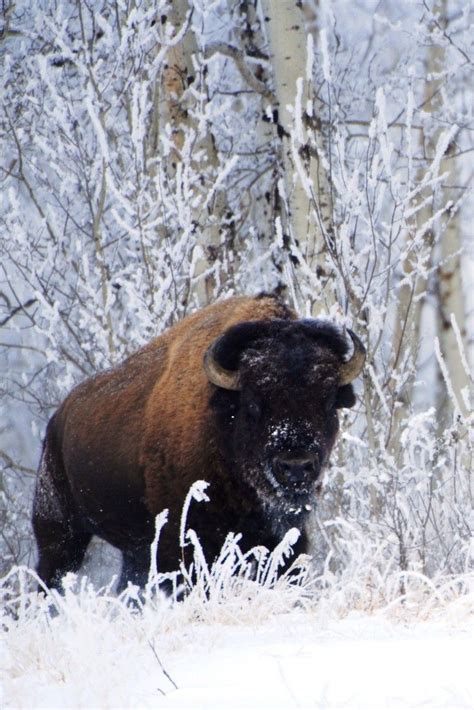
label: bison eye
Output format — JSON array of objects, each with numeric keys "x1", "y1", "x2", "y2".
[
  {"x1": 247, "y1": 401, "x2": 261, "y2": 421},
  {"x1": 323, "y1": 392, "x2": 337, "y2": 413}
]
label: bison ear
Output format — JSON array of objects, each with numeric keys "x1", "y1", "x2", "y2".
[
  {"x1": 335, "y1": 384, "x2": 356, "y2": 409},
  {"x1": 204, "y1": 321, "x2": 273, "y2": 390},
  {"x1": 208, "y1": 321, "x2": 273, "y2": 370}
]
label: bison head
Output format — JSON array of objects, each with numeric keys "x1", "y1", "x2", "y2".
[{"x1": 204, "y1": 319, "x2": 365, "y2": 528}]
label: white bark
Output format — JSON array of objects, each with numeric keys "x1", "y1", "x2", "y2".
[
  {"x1": 160, "y1": 1, "x2": 225, "y2": 307},
  {"x1": 260, "y1": 0, "x2": 334, "y2": 312},
  {"x1": 387, "y1": 1, "x2": 471, "y2": 472},
  {"x1": 232, "y1": 1, "x2": 285, "y2": 295},
  {"x1": 436, "y1": 144, "x2": 471, "y2": 420}
]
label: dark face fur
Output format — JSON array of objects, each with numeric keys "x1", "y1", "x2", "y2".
[{"x1": 209, "y1": 320, "x2": 356, "y2": 528}]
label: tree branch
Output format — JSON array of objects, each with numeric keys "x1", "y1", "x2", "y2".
[
  {"x1": 203, "y1": 43, "x2": 273, "y2": 101},
  {"x1": 0, "y1": 298, "x2": 37, "y2": 326},
  {"x1": 0, "y1": 449, "x2": 36, "y2": 476}
]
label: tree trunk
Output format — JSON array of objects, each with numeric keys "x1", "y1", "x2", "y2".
[
  {"x1": 388, "y1": 0, "x2": 470, "y2": 450},
  {"x1": 435, "y1": 142, "x2": 471, "y2": 422},
  {"x1": 159, "y1": 1, "x2": 226, "y2": 307},
  {"x1": 260, "y1": 0, "x2": 335, "y2": 314}
]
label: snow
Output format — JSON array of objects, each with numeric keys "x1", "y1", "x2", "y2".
[
  {"x1": 160, "y1": 616, "x2": 473, "y2": 710},
  {"x1": 2, "y1": 591, "x2": 472, "y2": 709}
]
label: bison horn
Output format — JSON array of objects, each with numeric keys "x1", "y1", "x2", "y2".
[
  {"x1": 204, "y1": 337, "x2": 241, "y2": 391},
  {"x1": 339, "y1": 329, "x2": 366, "y2": 385}
]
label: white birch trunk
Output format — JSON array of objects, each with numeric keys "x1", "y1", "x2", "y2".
[
  {"x1": 436, "y1": 146, "x2": 471, "y2": 420},
  {"x1": 432, "y1": 1, "x2": 470, "y2": 419},
  {"x1": 160, "y1": 0, "x2": 225, "y2": 307},
  {"x1": 390, "y1": 0, "x2": 470, "y2": 449},
  {"x1": 260, "y1": 0, "x2": 334, "y2": 313},
  {"x1": 233, "y1": 0, "x2": 285, "y2": 295}
]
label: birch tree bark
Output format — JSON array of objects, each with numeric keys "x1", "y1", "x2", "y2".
[
  {"x1": 232, "y1": 0, "x2": 285, "y2": 295},
  {"x1": 426, "y1": 2, "x2": 470, "y2": 423},
  {"x1": 389, "y1": 0, "x2": 470, "y2": 449},
  {"x1": 435, "y1": 143, "x2": 471, "y2": 422},
  {"x1": 160, "y1": 0, "x2": 227, "y2": 307},
  {"x1": 260, "y1": 0, "x2": 335, "y2": 313}
]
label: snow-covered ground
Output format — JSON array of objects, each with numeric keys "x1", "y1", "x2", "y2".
[
  {"x1": 2, "y1": 574, "x2": 473, "y2": 710},
  {"x1": 148, "y1": 614, "x2": 473, "y2": 710}
]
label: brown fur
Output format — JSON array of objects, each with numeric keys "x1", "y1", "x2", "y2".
[
  {"x1": 141, "y1": 296, "x2": 295, "y2": 513},
  {"x1": 33, "y1": 295, "x2": 298, "y2": 590}
]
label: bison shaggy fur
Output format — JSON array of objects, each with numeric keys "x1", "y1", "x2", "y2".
[{"x1": 33, "y1": 294, "x2": 364, "y2": 591}]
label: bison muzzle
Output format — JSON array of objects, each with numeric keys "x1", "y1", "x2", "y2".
[{"x1": 32, "y1": 294, "x2": 365, "y2": 591}]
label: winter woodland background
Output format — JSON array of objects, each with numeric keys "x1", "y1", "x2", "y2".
[{"x1": 0, "y1": 0, "x2": 472, "y2": 611}]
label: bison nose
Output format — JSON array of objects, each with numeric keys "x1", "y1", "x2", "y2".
[{"x1": 273, "y1": 454, "x2": 320, "y2": 486}]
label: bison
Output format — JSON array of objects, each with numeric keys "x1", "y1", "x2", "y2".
[{"x1": 33, "y1": 294, "x2": 365, "y2": 592}]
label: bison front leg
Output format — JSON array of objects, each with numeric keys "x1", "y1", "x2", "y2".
[
  {"x1": 117, "y1": 520, "x2": 182, "y2": 595},
  {"x1": 34, "y1": 517, "x2": 92, "y2": 590},
  {"x1": 33, "y1": 424, "x2": 92, "y2": 590},
  {"x1": 117, "y1": 546, "x2": 151, "y2": 593}
]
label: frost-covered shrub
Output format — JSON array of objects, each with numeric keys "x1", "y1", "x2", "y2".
[{"x1": 0, "y1": 0, "x2": 472, "y2": 592}]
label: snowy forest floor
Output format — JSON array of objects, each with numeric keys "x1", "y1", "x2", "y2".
[{"x1": 1, "y1": 570, "x2": 473, "y2": 710}]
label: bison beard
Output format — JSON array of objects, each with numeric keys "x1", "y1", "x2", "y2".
[{"x1": 32, "y1": 295, "x2": 365, "y2": 592}]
